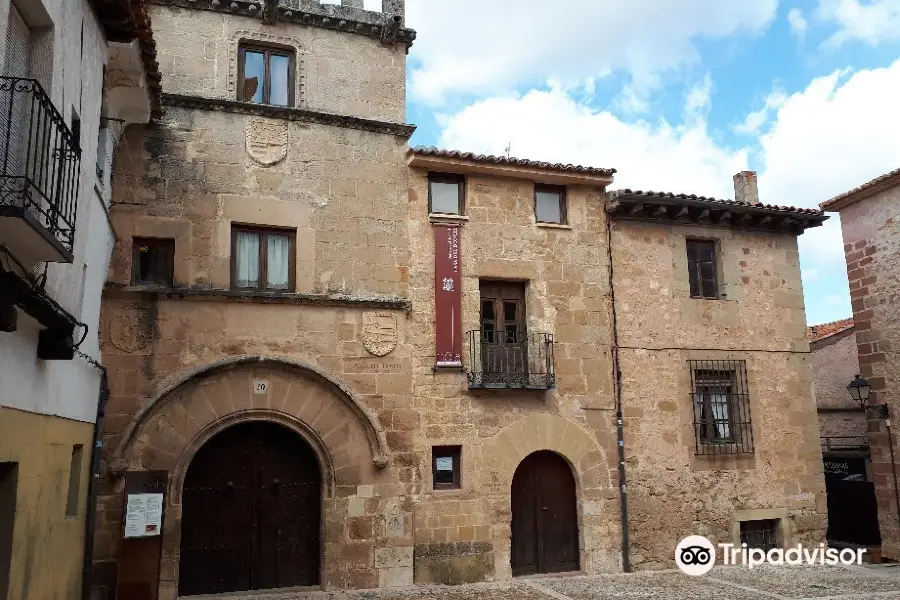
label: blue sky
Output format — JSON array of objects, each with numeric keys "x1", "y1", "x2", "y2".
[{"x1": 397, "y1": 0, "x2": 900, "y2": 327}]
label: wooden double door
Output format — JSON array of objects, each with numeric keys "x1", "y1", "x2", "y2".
[
  {"x1": 480, "y1": 281, "x2": 528, "y2": 382},
  {"x1": 178, "y1": 422, "x2": 321, "y2": 596},
  {"x1": 511, "y1": 451, "x2": 579, "y2": 576}
]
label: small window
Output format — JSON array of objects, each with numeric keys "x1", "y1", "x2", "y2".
[
  {"x1": 65, "y1": 445, "x2": 84, "y2": 517},
  {"x1": 231, "y1": 225, "x2": 295, "y2": 291},
  {"x1": 432, "y1": 446, "x2": 462, "y2": 490},
  {"x1": 132, "y1": 238, "x2": 174, "y2": 286},
  {"x1": 686, "y1": 239, "x2": 718, "y2": 299},
  {"x1": 690, "y1": 360, "x2": 753, "y2": 455},
  {"x1": 740, "y1": 519, "x2": 779, "y2": 552},
  {"x1": 428, "y1": 173, "x2": 464, "y2": 215},
  {"x1": 535, "y1": 185, "x2": 566, "y2": 224},
  {"x1": 238, "y1": 43, "x2": 294, "y2": 106}
]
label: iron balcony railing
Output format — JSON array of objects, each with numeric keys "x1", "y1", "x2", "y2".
[
  {"x1": 0, "y1": 77, "x2": 81, "y2": 255},
  {"x1": 821, "y1": 436, "x2": 870, "y2": 453},
  {"x1": 465, "y1": 330, "x2": 555, "y2": 389}
]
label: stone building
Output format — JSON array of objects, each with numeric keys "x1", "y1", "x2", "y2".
[
  {"x1": 0, "y1": 0, "x2": 160, "y2": 598},
  {"x1": 92, "y1": 0, "x2": 829, "y2": 598},
  {"x1": 821, "y1": 169, "x2": 900, "y2": 558},
  {"x1": 809, "y1": 319, "x2": 866, "y2": 446}
]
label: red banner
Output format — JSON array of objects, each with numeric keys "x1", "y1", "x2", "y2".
[{"x1": 434, "y1": 225, "x2": 462, "y2": 366}]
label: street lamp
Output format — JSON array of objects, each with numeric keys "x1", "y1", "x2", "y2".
[{"x1": 848, "y1": 374, "x2": 872, "y2": 409}]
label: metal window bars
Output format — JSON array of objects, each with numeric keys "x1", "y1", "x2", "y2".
[
  {"x1": 465, "y1": 330, "x2": 555, "y2": 389},
  {"x1": 740, "y1": 519, "x2": 779, "y2": 552},
  {"x1": 689, "y1": 359, "x2": 754, "y2": 455},
  {"x1": 0, "y1": 77, "x2": 81, "y2": 255}
]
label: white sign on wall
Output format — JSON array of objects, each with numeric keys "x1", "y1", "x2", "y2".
[
  {"x1": 123, "y1": 493, "x2": 163, "y2": 538},
  {"x1": 253, "y1": 380, "x2": 269, "y2": 395}
]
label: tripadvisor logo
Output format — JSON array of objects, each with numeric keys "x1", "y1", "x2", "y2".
[{"x1": 675, "y1": 535, "x2": 866, "y2": 575}]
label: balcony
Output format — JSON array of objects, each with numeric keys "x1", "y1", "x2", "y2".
[
  {"x1": 0, "y1": 77, "x2": 81, "y2": 263},
  {"x1": 465, "y1": 330, "x2": 555, "y2": 390}
]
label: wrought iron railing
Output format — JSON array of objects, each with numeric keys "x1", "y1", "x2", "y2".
[
  {"x1": 821, "y1": 436, "x2": 870, "y2": 452},
  {"x1": 465, "y1": 330, "x2": 555, "y2": 389},
  {"x1": 0, "y1": 77, "x2": 81, "y2": 254}
]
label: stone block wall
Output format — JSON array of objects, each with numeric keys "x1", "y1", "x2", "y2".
[
  {"x1": 836, "y1": 186, "x2": 900, "y2": 557},
  {"x1": 610, "y1": 219, "x2": 826, "y2": 569},
  {"x1": 405, "y1": 166, "x2": 623, "y2": 583},
  {"x1": 149, "y1": 4, "x2": 407, "y2": 123},
  {"x1": 810, "y1": 328, "x2": 866, "y2": 441}
]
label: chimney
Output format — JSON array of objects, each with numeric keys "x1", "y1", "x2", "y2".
[{"x1": 733, "y1": 171, "x2": 759, "y2": 205}]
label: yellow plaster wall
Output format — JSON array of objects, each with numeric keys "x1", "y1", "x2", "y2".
[{"x1": 0, "y1": 407, "x2": 94, "y2": 600}]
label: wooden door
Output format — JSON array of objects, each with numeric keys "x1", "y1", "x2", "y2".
[
  {"x1": 179, "y1": 422, "x2": 321, "y2": 596},
  {"x1": 480, "y1": 281, "x2": 527, "y2": 383},
  {"x1": 511, "y1": 451, "x2": 579, "y2": 576}
]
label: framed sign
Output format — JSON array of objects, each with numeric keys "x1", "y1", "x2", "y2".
[{"x1": 124, "y1": 493, "x2": 163, "y2": 538}]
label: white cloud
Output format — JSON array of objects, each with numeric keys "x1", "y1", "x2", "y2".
[
  {"x1": 788, "y1": 8, "x2": 809, "y2": 38},
  {"x1": 405, "y1": 0, "x2": 778, "y2": 105},
  {"x1": 733, "y1": 90, "x2": 787, "y2": 135},
  {"x1": 817, "y1": 0, "x2": 900, "y2": 47},
  {"x1": 432, "y1": 58, "x2": 900, "y2": 323}
]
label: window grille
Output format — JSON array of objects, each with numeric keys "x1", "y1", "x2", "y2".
[
  {"x1": 740, "y1": 519, "x2": 779, "y2": 552},
  {"x1": 689, "y1": 359, "x2": 753, "y2": 455}
]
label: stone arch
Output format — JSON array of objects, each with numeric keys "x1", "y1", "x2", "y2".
[
  {"x1": 481, "y1": 413, "x2": 614, "y2": 493},
  {"x1": 479, "y1": 413, "x2": 618, "y2": 579},
  {"x1": 110, "y1": 355, "x2": 390, "y2": 480}
]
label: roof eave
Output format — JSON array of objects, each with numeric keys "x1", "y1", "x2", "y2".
[
  {"x1": 820, "y1": 171, "x2": 900, "y2": 211},
  {"x1": 407, "y1": 152, "x2": 615, "y2": 187},
  {"x1": 608, "y1": 192, "x2": 828, "y2": 234}
]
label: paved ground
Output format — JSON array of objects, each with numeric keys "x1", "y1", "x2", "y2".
[{"x1": 201, "y1": 564, "x2": 900, "y2": 600}]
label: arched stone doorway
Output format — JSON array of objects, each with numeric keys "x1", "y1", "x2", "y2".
[
  {"x1": 510, "y1": 451, "x2": 579, "y2": 576},
  {"x1": 178, "y1": 421, "x2": 322, "y2": 596}
]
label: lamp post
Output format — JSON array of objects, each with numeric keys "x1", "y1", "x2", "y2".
[{"x1": 849, "y1": 374, "x2": 900, "y2": 535}]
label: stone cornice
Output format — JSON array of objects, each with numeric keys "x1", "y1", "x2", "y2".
[
  {"x1": 149, "y1": 0, "x2": 416, "y2": 49},
  {"x1": 161, "y1": 93, "x2": 416, "y2": 137},
  {"x1": 104, "y1": 283, "x2": 413, "y2": 312}
]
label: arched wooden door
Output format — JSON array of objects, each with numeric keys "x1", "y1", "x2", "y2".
[
  {"x1": 510, "y1": 451, "x2": 579, "y2": 576},
  {"x1": 178, "y1": 422, "x2": 321, "y2": 596}
]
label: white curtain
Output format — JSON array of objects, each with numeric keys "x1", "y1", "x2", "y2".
[
  {"x1": 236, "y1": 231, "x2": 260, "y2": 288},
  {"x1": 267, "y1": 233, "x2": 290, "y2": 290},
  {"x1": 710, "y1": 391, "x2": 731, "y2": 439}
]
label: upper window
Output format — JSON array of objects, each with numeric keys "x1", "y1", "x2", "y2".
[
  {"x1": 689, "y1": 360, "x2": 753, "y2": 455},
  {"x1": 686, "y1": 239, "x2": 718, "y2": 299},
  {"x1": 534, "y1": 185, "x2": 566, "y2": 224},
  {"x1": 132, "y1": 238, "x2": 174, "y2": 286},
  {"x1": 238, "y1": 44, "x2": 294, "y2": 106},
  {"x1": 231, "y1": 225, "x2": 295, "y2": 291},
  {"x1": 428, "y1": 173, "x2": 464, "y2": 215}
]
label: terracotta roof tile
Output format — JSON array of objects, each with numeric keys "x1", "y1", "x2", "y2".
[
  {"x1": 410, "y1": 146, "x2": 616, "y2": 177},
  {"x1": 820, "y1": 166, "x2": 900, "y2": 210},
  {"x1": 808, "y1": 318, "x2": 854, "y2": 343},
  {"x1": 615, "y1": 189, "x2": 824, "y2": 216}
]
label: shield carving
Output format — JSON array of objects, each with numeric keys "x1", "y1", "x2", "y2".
[
  {"x1": 245, "y1": 117, "x2": 288, "y2": 166},
  {"x1": 361, "y1": 312, "x2": 398, "y2": 357}
]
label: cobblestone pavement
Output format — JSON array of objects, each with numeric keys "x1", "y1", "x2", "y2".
[{"x1": 202, "y1": 564, "x2": 900, "y2": 600}]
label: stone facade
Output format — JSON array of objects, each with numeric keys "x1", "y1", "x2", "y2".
[
  {"x1": 93, "y1": 1, "x2": 827, "y2": 598},
  {"x1": 809, "y1": 324, "x2": 866, "y2": 441},
  {"x1": 822, "y1": 175, "x2": 900, "y2": 557}
]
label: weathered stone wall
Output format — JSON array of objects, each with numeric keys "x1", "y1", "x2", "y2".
[
  {"x1": 836, "y1": 186, "x2": 900, "y2": 557},
  {"x1": 811, "y1": 329, "x2": 866, "y2": 440},
  {"x1": 108, "y1": 107, "x2": 410, "y2": 297},
  {"x1": 610, "y1": 219, "x2": 826, "y2": 569},
  {"x1": 406, "y1": 168, "x2": 621, "y2": 582},
  {"x1": 149, "y1": 4, "x2": 407, "y2": 123}
]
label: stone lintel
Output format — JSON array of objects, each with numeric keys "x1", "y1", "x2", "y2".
[
  {"x1": 104, "y1": 283, "x2": 413, "y2": 313},
  {"x1": 161, "y1": 93, "x2": 417, "y2": 138},
  {"x1": 149, "y1": 0, "x2": 416, "y2": 48}
]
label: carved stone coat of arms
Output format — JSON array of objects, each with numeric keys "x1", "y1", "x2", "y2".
[
  {"x1": 361, "y1": 312, "x2": 398, "y2": 357},
  {"x1": 245, "y1": 117, "x2": 288, "y2": 166}
]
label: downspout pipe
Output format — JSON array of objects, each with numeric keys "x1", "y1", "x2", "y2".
[
  {"x1": 82, "y1": 363, "x2": 109, "y2": 600},
  {"x1": 606, "y1": 207, "x2": 631, "y2": 572}
]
